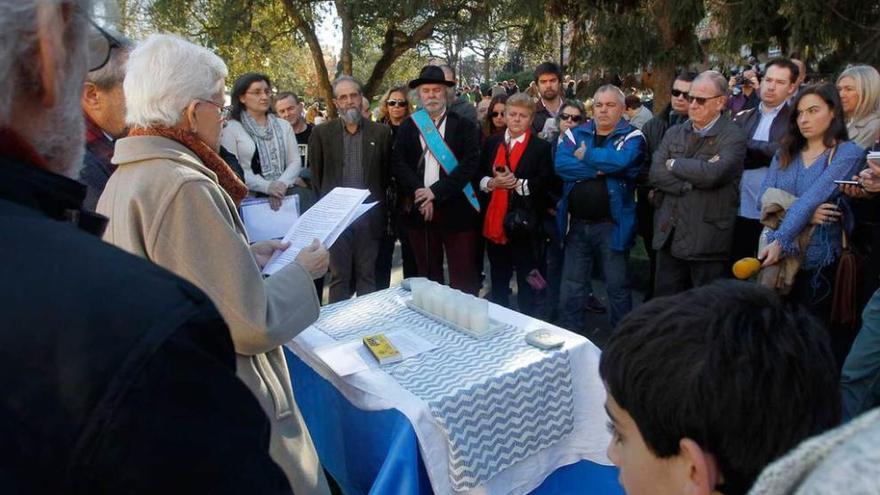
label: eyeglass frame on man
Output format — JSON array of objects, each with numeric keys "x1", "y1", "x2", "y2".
[
  {"x1": 670, "y1": 88, "x2": 690, "y2": 99},
  {"x1": 197, "y1": 99, "x2": 230, "y2": 121},
  {"x1": 559, "y1": 113, "x2": 583, "y2": 122},
  {"x1": 686, "y1": 94, "x2": 724, "y2": 106},
  {"x1": 87, "y1": 17, "x2": 123, "y2": 73}
]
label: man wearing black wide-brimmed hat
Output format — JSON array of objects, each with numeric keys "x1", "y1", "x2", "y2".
[{"x1": 391, "y1": 65, "x2": 481, "y2": 293}]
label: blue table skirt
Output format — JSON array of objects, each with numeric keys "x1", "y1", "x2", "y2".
[{"x1": 285, "y1": 348, "x2": 623, "y2": 495}]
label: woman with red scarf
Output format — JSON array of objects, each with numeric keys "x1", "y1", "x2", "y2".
[
  {"x1": 478, "y1": 93, "x2": 553, "y2": 316},
  {"x1": 96, "y1": 34, "x2": 331, "y2": 495}
]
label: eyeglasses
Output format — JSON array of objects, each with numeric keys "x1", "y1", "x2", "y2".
[
  {"x1": 686, "y1": 94, "x2": 723, "y2": 106},
  {"x1": 386, "y1": 99, "x2": 407, "y2": 108},
  {"x1": 490, "y1": 111, "x2": 504, "y2": 118},
  {"x1": 87, "y1": 18, "x2": 123, "y2": 73},
  {"x1": 671, "y1": 89, "x2": 689, "y2": 99},
  {"x1": 560, "y1": 113, "x2": 583, "y2": 122},
  {"x1": 198, "y1": 99, "x2": 230, "y2": 120},
  {"x1": 246, "y1": 89, "x2": 273, "y2": 97}
]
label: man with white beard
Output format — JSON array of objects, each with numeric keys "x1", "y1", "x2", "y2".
[
  {"x1": 391, "y1": 66, "x2": 482, "y2": 293},
  {"x1": 309, "y1": 76, "x2": 393, "y2": 302}
]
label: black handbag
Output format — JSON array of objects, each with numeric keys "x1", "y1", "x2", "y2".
[{"x1": 503, "y1": 191, "x2": 537, "y2": 240}]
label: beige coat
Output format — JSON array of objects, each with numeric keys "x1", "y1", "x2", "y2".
[{"x1": 98, "y1": 136, "x2": 329, "y2": 495}]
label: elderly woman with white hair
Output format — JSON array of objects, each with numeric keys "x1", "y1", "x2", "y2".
[
  {"x1": 837, "y1": 65, "x2": 880, "y2": 149},
  {"x1": 97, "y1": 34, "x2": 331, "y2": 495}
]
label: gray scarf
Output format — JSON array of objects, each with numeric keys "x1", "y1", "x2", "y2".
[{"x1": 240, "y1": 112, "x2": 288, "y2": 181}]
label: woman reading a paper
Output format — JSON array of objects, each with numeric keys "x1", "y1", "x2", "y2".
[{"x1": 97, "y1": 35, "x2": 331, "y2": 495}]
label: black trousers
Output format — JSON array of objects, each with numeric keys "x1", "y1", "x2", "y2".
[
  {"x1": 486, "y1": 237, "x2": 539, "y2": 316},
  {"x1": 729, "y1": 216, "x2": 765, "y2": 266},
  {"x1": 636, "y1": 187, "x2": 657, "y2": 299},
  {"x1": 655, "y1": 246, "x2": 727, "y2": 297}
]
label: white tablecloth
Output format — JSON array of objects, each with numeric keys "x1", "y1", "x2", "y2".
[{"x1": 286, "y1": 288, "x2": 613, "y2": 495}]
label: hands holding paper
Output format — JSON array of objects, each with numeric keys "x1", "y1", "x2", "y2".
[
  {"x1": 295, "y1": 238, "x2": 330, "y2": 279},
  {"x1": 251, "y1": 240, "x2": 291, "y2": 269},
  {"x1": 415, "y1": 187, "x2": 435, "y2": 222}
]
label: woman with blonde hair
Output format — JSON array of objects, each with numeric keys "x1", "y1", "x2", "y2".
[
  {"x1": 375, "y1": 85, "x2": 417, "y2": 288},
  {"x1": 377, "y1": 85, "x2": 411, "y2": 137},
  {"x1": 98, "y1": 34, "x2": 331, "y2": 495},
  {"x1": 837, "y1": 65, "x2": 880, "y2": 149}
]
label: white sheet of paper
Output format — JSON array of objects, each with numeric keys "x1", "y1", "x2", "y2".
[
  {"x1": 313, "y1": 330, "x2": 437, "y2": 377},
  {"x1": 240, "y1": 196, "x2": 300, "y2": 242},
  {"x1": 324, "y1": 201, "x2": 377, "y2": 249},
  {"x1": 262, "y1": 187, "x2": 371, "y2": 275}
]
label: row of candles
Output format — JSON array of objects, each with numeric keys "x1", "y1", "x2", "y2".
[{"x1": 409, "y1": 279, "x2": 490, "y2": 334}]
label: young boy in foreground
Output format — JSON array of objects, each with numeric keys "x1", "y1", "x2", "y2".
[{"x1": 599, "y1": 281, "x2": 841, "y2": 495}]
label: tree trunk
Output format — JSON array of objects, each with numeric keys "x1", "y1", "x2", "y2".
[
  {"x1": 362, "y1": 19, "x2": 438, "y2": 98},
  {"x1": 281, "y1": 0, "x2": 336, "y2": 116},
  {"x1": 335, "y1": 0, "x2": 353, "y2": 76},
  {"x1": 652, "y1": 61, "x2": 674, "y2": 116},
  {"x1": 651, "y1": 0, "x2": 680, "y2": 116},
  {"x1": 483, "y1": 49, "x2": 493, "y2": 84}
]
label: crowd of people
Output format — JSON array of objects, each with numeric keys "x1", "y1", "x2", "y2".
[{"x1": 4, "y1": 0, "x2": 880, "y2": 493}]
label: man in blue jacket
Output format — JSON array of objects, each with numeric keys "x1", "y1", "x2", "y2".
[{"x1": 556, "y1": 85, "x2": 646, "y2": 332}]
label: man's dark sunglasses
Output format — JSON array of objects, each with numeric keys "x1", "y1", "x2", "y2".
[
  {"x1": 87, "y1": 18, "x2": 123, "y2": 72},
  {"x1": 560, "y1": 113, "x2": 582, "y2": 122},
  {"x1": 671, "y1": 89, "x2": 689, "y2": 99},
  {"x1": 386, "y1": 99, "x2": 408, "y2": 108},
  {"x1": 686, "y1": 94, "x2": 723, "y2": 106}
]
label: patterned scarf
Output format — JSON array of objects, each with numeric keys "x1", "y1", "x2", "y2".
[
  {"x1": 240, "y1": 112, "x2": 288, "y2": 181},
  {"x1": 483, "y1": 131, "x2": 530, "y2": 245},
  {"x1": 128, "y1": 126, "x2": 248, "y2": 206}
]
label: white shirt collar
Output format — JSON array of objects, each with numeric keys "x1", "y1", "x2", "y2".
[{"x1": 505, "y1": 129, "x2": 527, "y2": 145}]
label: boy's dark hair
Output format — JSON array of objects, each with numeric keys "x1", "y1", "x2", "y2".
[
  {"x1": 533, "y1": 62, "x2": 562, "y2": 83},
  {"x1": 765, "y1": 58, "x2": 800, "y2": 84},
  {"x1": 599, "y1": 280, "x2": 840, "y2": 495}
]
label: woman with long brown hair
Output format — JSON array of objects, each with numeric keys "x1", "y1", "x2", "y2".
[
  {"x1": 482, "y1": 93, "x2": 507, "y2": 142},
  {"x1": 758, "y1": 84, "x2": 865, "y2": 361}
]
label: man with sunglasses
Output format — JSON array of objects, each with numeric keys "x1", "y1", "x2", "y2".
[
  {"x1": 79, "y1": 24, "x2": 132, "y2": 211},
  {"x1": 638, "y1": 72, "x2": 696, "y2": 299},
  {"x1": 556, "y1": 85, "x2": 646, "y2": 332},
  {"x1": 649, "y1": 70, "x2": 747, "y2": 296},
  {"x1": 0, "y1": 1, "x2": 293, "y2": 492}
]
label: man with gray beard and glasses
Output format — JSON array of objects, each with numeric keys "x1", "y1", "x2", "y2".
[{"x1": 309, "y1": 76, "x2": 393, "y2": 303}]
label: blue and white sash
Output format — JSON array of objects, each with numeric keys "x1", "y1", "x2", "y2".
[{"x1": 411, "y1": 109, "x2": 480, "y2": 212}]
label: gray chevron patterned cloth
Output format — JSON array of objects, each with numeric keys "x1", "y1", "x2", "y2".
[{"x1": 314, "y1": 288, "x2": 575, "y2": 491}]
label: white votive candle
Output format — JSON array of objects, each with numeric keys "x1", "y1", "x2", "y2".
[
  {"x1": 454, "y1": 294, "x2": 471, "y2": 328},
  {"x1": 442, "y1": 288, "x2": 457, "y2": 322},
  {"x1": 410, "y1": 279, "x2": 426, "y2": 308},
  {"x1": 469, "y1": 298, "x2": 489, "y2": 333}
]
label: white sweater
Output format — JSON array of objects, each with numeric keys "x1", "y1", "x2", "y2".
[{"x1": 221, "y1": 117, "x2": 301, "y2": 194}]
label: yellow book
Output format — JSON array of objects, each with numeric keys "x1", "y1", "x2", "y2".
[{"x1": 363, "y1": 334, "x2": 403, "y2": 364}]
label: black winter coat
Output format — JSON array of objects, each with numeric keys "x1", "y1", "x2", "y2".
[{"x1": 0, "y1": 154, "x2": 290, "y2": 494}]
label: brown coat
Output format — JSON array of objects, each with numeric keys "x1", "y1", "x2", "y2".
[{"x1": 98, "y1": 135, "x2": 329, "y2": 495}]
